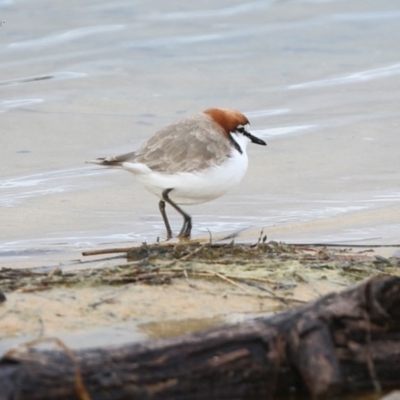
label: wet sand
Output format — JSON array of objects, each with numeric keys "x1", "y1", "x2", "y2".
[{"x1": 1, "y1": 0, "x2": 400, "y2": 352}]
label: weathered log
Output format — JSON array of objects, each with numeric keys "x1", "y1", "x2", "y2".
[{"x1": 1, "y1": 276, "x2": 400, "y2": 400}]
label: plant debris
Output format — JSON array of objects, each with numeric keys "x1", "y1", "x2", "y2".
[{"x1": 1, "y1": 241, "x2": 399, "y2": 301}]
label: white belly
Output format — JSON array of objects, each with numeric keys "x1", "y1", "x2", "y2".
[{"x1": 122, "y1": 150, "x2": 249, "y2": 205}]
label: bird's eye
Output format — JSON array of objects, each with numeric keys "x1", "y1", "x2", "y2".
[{"x1": 236, "y1": 126, "x2": 245, "y2": 134}]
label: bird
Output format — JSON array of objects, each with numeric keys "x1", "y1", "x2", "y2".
[{"x1": 88, "y1": 108, "x2": 266, "y2": 240}]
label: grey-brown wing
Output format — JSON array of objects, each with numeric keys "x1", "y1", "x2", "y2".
[{"x1": 132, "y1": 115, "x2": 232, "y2": 174}]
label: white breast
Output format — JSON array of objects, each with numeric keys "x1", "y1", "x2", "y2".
[{"x1": 122, "y1": 133, "x2": 250, "y2": 205}]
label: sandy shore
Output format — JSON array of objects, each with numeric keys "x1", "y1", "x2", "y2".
[{"x1": 2, "y1": 241, "x2": 398, "y2": 355}]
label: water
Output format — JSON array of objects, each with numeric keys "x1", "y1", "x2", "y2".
[{"x1": 1, "y1": 0, "x2": 400, "y2": 266}]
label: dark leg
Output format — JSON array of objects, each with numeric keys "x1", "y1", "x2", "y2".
[
  {"x1": 161, "y1": 189, "x2": 192, "y2": 238},
  {"x1": 158, "y1": 199, "x2": 172, "y2": 240}
]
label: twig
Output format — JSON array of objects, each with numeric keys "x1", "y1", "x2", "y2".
[
  {"x1": 251, "y1": 228, "x2": 265, "y2": 248},
  {"x1": 206, "y1": 228, "x2": 213, "y2": 245},
  {"x1": 82, "y1": 247, "x2": 135, "y2": 256},
  {"x1": 289, "y1": 243, "x2": 400, "y2": 248},
  {"x1": 215, "y1": 227, "x2": 248, "y2": 242},
  {"x1": 234, "y1": 278, "x2": 283, "y2": 299},
  {"x1": 229, "y1": 290, "x2": 307, "y2": 304},
  {"x1": 183, "y1": 269, "x2": 197, "y2": 289},
  {"x1": 202, "y1": 270, "x2": 253, "y2": 293},
  {"x1": 88, "y1": 296, "x2": 117, "y2": 309},
  {"x1": 163, "y1": 243, "x2": 209, "y2": 269}
]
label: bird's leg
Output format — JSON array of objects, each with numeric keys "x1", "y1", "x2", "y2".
[
  {"x1": 161, "y1": 189, "x2": 192, "y2": 239},
  {"x1": 158, "y1": 199, "x2": 172, "y2": 240},
  {"x1": 179, "y1": 212, "x2": 192, "y2": 238}
]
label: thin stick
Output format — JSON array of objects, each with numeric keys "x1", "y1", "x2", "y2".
[
  {"x1": 202, "y1": 270, "x2": 253, "y2": 293},
  {"x1": 163, "y1": 242, "x2": 209, "y2": 269},
  {"x1": 82, "y1": 247, "x2": 134, "y2": 256},
  {"x1": 177, "y1": 270, "x2": 306, "y2": 304},
  {"x1": 289, "y1": 243, "x2": 400, "y2": 248}
]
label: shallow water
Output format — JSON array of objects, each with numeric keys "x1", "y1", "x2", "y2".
[{"x1": 1, "y1": 1, "x2": 400, "y2": 256}]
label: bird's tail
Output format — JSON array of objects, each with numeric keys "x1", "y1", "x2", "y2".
[{"x1": 86, "y1": 151, "x2": 136, "y2": 167}]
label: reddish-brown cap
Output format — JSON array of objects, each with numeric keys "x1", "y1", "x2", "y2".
[{"x1": 204, "y1": 108, "x2": 249, "y2": 136}]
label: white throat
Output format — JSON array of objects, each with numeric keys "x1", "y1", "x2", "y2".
[{"x1": 230, "y1": 131, "x2": 251, "y2": 154}]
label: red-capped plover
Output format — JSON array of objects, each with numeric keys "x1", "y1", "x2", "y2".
[{"x1": 89, "y1": 108, "x2": 266, "y2": 239}]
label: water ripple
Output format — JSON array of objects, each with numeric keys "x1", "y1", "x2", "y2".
[
  {"x1": 0, "y1": 167, "x2": 108, "y2": 206},
  {"x1": 0, "y1": 98, "x2": 43, "y2": 111},
  {"x1": 8, "y1": 25, "x2": 125, "y2": 48},
  {"x1": 332, "y1": 11, "x2": 400, "y2": 21},
  {"x1": 147, "y1": 1, "x2": 272, "y2": 20},
  {"x1": 245, "y1": 109, "x2": 291, "y2": 118},
  {"x1": 253, "y1": 124, "x2": 316, "y2": 138},
  {"x1": 0, "y1": 71, "x2": 86, "y2": 87},
  {"x1": 288, "y1": 62, "x2": 400, "y2": 89}
]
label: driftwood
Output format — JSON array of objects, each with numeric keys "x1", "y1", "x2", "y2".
[{"x1": 1, "y1": 276, "x2": 400, "y2": 400}]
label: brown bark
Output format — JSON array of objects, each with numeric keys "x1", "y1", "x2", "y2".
[{"x1": 1, "y1": 276, "x2": 400, "y2": 400}]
